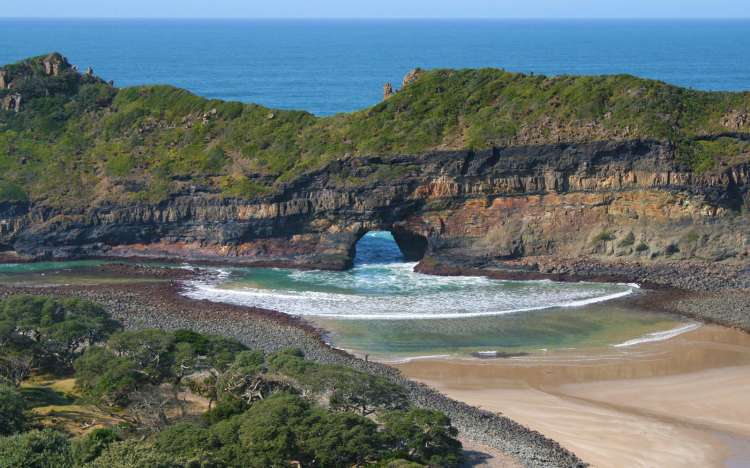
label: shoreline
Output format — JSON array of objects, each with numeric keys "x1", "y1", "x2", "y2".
[
  {"x1": 396, "y1": 324, "x2": 750, "y2": 468},
  {"x1": 415, "y1": 256, "x2": 750, "y2": 333}
]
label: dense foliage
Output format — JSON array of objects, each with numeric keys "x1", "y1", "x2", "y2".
[
  {"x1": 0, "y1": 296, "x2": 119, "y2": 379},
  {"x1": 0, "y1": 385, "x2": 26, "y2": 436},
  {"x1": 1, "y1": 54, "x2": 748, "y2": 207},
  {"x1": 0, "y1": 295, "x2": 464, "y2": 467}
]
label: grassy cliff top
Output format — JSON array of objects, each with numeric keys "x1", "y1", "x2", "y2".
[{"x1": 1, "y1": 53, "x2": 749, "y2": 207}]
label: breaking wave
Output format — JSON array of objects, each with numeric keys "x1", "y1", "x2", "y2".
[{"x1": 612, "y1": 323, "x2": 701, "y2": 348}]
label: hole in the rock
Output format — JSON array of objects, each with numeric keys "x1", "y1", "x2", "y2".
[{"x1": 353, "y1": 230, "x2": 427, "y2": 265}]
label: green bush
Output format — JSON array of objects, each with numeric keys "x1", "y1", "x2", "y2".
[
  {"x1": 72, "y1": 428, "x2": 120, "y2": 465},
  {"x1": 85, "y1": 439, "x2": 183, "y2": 468},
  {"x1": 0, "y1": 296, "x2": 120, "y2": 373},
  {"x1": 381, "y1": 409, "x2": 463, "y2": 467},
  {"x1": 0, "y1": 181, "x2": 28, "y2": 203},
  {"x1": 617, "y1": 232, "x2": 635, "y2": 247},
  {"x1": 665, "y1": 243, "x2": 680, "y2": 255},
  {"x1": 593, "y1": 230, "x2": 615, "y2": 243},
  {"x1": 635, "y1": 242, "x2": 650, "y2": 252},
  {"x1": 0, "y1": 384, "x2": 26, "y2": 436},
  {"x1": 0, "y1": 429, "x2": 73, "y2": 468},
  {"x1": 74, "y1": 347, "x2": 140, "y2": 408},
  {"x1": 152, "y1": 422, "x2": 215, "y2": 459}
]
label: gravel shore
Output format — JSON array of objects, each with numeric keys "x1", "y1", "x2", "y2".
[{"x1": 0, "y1": 279, "x2": 584, "y2": 468}]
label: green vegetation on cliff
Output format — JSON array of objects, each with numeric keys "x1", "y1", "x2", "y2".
[{"x1": 1, "y1": 53, "x2": 749, "y2": 207}]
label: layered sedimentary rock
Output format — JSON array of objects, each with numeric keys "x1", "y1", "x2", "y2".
[
  {"x1": 1, "y1": 54, "x2": 749, "y2": 278},
  {"x1": 1, "y1": 139, "x2": 748, "y2": 272}
]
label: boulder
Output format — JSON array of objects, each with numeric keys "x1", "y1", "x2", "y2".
[
  {"x1": 383, "y1": 82, "x2": 394, "y2": 100},
  {"x1": 402, "y1": 68, "x2": 423, "y2": 88},
  {"x1": 721, "y1": 110, "x2": 749, "y2": 130},
  {"x1": 42, "y1": 53, "x2": 70, "y2": 76}
]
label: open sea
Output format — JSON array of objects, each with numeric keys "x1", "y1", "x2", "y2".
[{"x1": 0, "y1": 19, "x2": 749, "y2": 115}]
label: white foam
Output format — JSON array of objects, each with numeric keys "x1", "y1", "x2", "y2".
[
  {"x1": 180, "y1": 245, "x2": 639, "y2": 320},
  {"x1": 612, "y1": 323, "x2": 701, "y2": 348},
  {"x1": 380, "y1": 354, "x2": 452, "y2": 364},
  {"x1": 183, "y1": 279, "x2": 638, "y2": 320}
]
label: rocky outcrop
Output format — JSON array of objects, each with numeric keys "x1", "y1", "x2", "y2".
[
  {"x1": 0, "y1": 52, "x2": 106, "y2": 113},
  {"x1": 43, "y1": 52, "x2": 68, "y2": 76},
  {"x1": 1, "y1": 93, "x2": 22, "y2": 113},
  {"x1": 383, "y1": 82, "x2": 394, "y2": 99},
  {"x1": 722, "y1": 110, "x2": 750, "y2": 130},
  {"x1": 383, "y1": 69, "x2": 423, "y2": 100},
  {"x1": 402, "y1": 68, "x2": 423, "y2": 87},
  {"x1": 1, "y1": 139, "x2": 749, "y2": 284}
]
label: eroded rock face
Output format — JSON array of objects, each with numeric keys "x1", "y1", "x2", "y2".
[
  {"x1": 0, "y1": 140, "x2": 748, "y2": 270},
  {"x1": 43, "y1": 53, "x2": 68, "y2": 76},
  {"x1": 383, "y1": 82, "x2": 394, "y2": 99},
  {"x1": 722, "y1": 110, "x2": 750, "y2": 130},
  {"x1": 402, "y1": 68, "x2": 423, "y2": 88},
  {"x1": 0, "y1": 71, "x2": 7, "y2": 89},
  {"x1": 1, "y1": 93, "x2": 22, "y2": 113}
]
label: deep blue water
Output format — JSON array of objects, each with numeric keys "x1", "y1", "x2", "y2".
[{"x1": 1, "y1": 19, "x2": 749, "y2": 115}]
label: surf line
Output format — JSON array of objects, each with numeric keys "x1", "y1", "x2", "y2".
[{"x1": 612, "y1": 323, "x2": 701, "y2": 348}]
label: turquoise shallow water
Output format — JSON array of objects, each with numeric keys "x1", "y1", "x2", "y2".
[
  {"x1": 183, "y1": 232, "x2": 638, "y2": 320},
  {"x1": 181, "y1": 232, "x2": 690, "y2": 358},
  {"x1": 0, "y1": 234, "x2": 692, "y2": 358},
  {"x1": 1, "y1": 19, "x2": 748, "y2": 115}
]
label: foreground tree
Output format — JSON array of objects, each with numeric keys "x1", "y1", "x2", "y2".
[
  {"x1": 0, "y1": 352, "x2": 32, "y2": 387},
  {"x1": 0, "y1": 429, "x2": 73, "y2": 468},
  {"x1": 0, "y1": 296, "x2": 119, "y2": 373},
  {"x1": 0, "y1": 384, "x2": 26, "y2": 436},
  {"x1": 74, "y1": 347, "x2": 140, "y2": 408},
  {"x1": 382, "y1": 409, "x2": 463, "y2": 468},
  {"x1": 71, "y1": 428, "x2": 120, "y2": 465},
  {"x1": 327, "y1": 370, "x2": 408, "y2": 416}
]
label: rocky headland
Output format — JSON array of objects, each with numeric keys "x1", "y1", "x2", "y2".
[{"x1": 1, "y1": 55, "x2": 748, "y2": 294}]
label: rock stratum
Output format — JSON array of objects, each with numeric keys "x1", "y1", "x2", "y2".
[{"x1": 1, "y1": 54, "x2": 749, "y2": 289}]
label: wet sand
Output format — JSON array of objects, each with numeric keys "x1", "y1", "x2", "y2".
[{"x1": 397, "y1": 325, "x2": 750, "y2": 468}]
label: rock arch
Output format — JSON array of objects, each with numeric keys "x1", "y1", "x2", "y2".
[{"x1": 1, "y1": 141, "x2": 749, "y2": 271}]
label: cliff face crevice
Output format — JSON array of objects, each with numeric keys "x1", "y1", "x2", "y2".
[{"x1": 0, "y1": 139, "x2": 748, "y2": 270}]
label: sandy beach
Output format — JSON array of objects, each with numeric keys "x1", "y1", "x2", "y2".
[{"x1": 397, "y1": 325, "x2": 750, "y2": 468}]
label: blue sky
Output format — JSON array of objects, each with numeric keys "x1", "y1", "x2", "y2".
[{"x1": 2, "y1": 0, "x2": 748, "y2": 19}]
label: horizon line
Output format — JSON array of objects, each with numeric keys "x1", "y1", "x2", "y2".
[{"x1": 1, "y1": 16, "x2": 750, "y2": 21}]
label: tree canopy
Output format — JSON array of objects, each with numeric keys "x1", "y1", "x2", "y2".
[{"x1": 0, "y1": 294, "x2": 464, "y2": 467}]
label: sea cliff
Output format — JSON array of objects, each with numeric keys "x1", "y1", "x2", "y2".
[{"x1": 1, "y1": 54, "x2": 749, "y2": 292}]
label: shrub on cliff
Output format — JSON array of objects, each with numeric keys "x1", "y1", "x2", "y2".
[{"x1": 2, "y1": 54, "x2": 749, "y2": 209}]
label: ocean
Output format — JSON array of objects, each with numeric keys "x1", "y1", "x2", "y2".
[{"x1": 0, "y1": 19, "x2": 748, "y2": 116}]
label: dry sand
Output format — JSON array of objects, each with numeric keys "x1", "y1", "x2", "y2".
[{"x1": 397, "y1": 325, "x2": 750, "y2": 468}]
